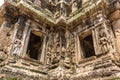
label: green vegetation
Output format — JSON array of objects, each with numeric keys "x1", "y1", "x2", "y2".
[
  {"x1": 0, "y1": 77, "x2": 20, "y2": 80},
  {"x1": 108, "y1": 78, "x2": 120, "y2": 80}
]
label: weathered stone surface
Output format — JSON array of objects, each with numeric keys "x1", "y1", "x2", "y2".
[{"x1": 0, "y1": 0, "x2": 120, "y2": 80}]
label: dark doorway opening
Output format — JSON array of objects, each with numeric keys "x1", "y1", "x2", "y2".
[
  {"x1": 27, "y1": 33, "x2": 43, "y2": 60},
  {"x1": 80, "y1": 34, "x2": 95, "y2": 58}
]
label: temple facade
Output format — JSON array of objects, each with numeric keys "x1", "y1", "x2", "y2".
[{"x1": 0, "y1": 0, "x2": 120, "y2": 80}]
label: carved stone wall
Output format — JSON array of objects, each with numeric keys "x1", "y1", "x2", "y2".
[
  {"x1": 110, "y1": 10, "x2": 120, "y2": 60},
  {"x1": 0, "y1": 0, "x2": 120, "y2": 80}
]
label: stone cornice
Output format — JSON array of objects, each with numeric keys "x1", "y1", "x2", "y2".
[{"x1": 2, "y1": 0, "x2": 119, "y2": 27}]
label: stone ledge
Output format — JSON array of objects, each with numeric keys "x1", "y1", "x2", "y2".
[{"x1": 78, "y1": 56, "x2": 96, "y2": 64}]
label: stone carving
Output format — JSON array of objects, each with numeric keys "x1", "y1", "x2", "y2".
[
  {"x1": 98, "y1": 23, "x2": 115, "y2": 55},
  {"x1": 48, "y1": 66, "x2": 65, "y2": 80},
  {"x1": 0, "y1": 47, "x2": 9, "y2": 67},
  {"x1": 71, "y1": 0, "x2": 78, "y2": 13},
  {"x1": 46, "y1": 48, "x2": 51, "y2": 65},
  {"x1": 98, "y1": 27, "x2": 109, "y2": 54},
  {"x1": 46, "y1": 29, "x2": 53, "y2": 66},
  {"x1": 23, "y1": 0, "x2": 81, "y2": 18},
  {"x1": 64, "y1": 28, "x2": 76, "y2": 70},
  {"x1": 107, "y1": 29, "x2": 115, "y2": 54},
  {"x1": 11, "y1": 17, "x2": 26, "y2": 56},
  {"x1": 34, "y1": 0, "x2": 42, "y2": 7},
  {"x1": 64, "y1": 51, "x2": 71, "y2": 68},
  {"x1": 0, "y1": 50, "x2": 7, "y2": 60},
  {"x1": 49, "y1": 0, "x2": 58, "y2": 5},
  {"x1": 46, "y1": 28, "x2": 61, "y2": 68},
  {"x1": 12, "y1": 37, "x2": 22, "y2": 56},
  {"x1": 56, "y1": 0, "x2": 70, "y2": 17},
  {"x1": 46, "y1": 28, "x2": 75, "y2": 70},
  {"x1": 1, "y1": 0, "x2": 120, "y2": 80}
]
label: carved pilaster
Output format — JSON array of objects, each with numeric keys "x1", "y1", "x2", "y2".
[
  {"x1": 21, "y1": 20, "x2": 31, "y2": 57},
  {"x1": 10, "y1": 16, "x2": 26, "y2": 57},
  {"x1": 76, "y1": 34, "x2": 82, "y2": 64},
  {"x1": 93, "y1": 13, "x2": 115, "y2": 56},
  {"x1": 0, "y1": 17, "x2": 12, "y2": 52},
  {"x1": 46, "y1": 28, "x2": 60, "y2": 67},
  {"x1": 40, "y1": 36, "x2": 47, "y2": 64},
  {"x1": 92, "y1": 29, "x2": 98, "y2": 56},
  {"x1": 22, "y1": 28, "x2": 31, "y2": 58},
  {"x1": 110, "y1": 10, "x2": 120, "y2": 60},
  {"x1": 96, "y1": 23, "x2": 111, "y2": 55}
]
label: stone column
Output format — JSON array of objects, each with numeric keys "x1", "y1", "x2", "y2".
[{"x1": 111, "y1": 10, "x2": 120, "y2": 57}]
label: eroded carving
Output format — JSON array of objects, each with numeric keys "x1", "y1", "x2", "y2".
[
  {"x1": 98, "y1": 26, "x2": 109, "y2": 54},
  {"x1": 97, "y1": 22, "x2": 115, "y2": 55},
  {"x1": 0, "y1": 0, "x2": 120, "y2": 80},
  {"x1": 12, "y1": 37, "x2": 22, "y2": 55}
]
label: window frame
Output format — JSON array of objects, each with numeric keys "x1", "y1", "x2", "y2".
[{"x1": 78, "y1": 30, "x2": 97, "y2": 63}]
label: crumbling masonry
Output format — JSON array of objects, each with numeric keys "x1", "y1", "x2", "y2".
[{"x1": 0, "y1": 0, "x2": 120, "y2": 80}]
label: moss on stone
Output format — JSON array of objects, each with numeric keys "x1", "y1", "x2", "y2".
[{"x1": 0, "y1": 77, "x2": 20, "y2": 80}]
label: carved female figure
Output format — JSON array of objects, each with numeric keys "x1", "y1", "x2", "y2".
[
  {"x1": 57, "y1": 0, "x2": 69, "y2": 17},
  {"x1": 99, "y1": 27, "x2": 109, "y2": 54},
  {"x1": 12, "y1": 35, "x2": 22, "y2": 56}
]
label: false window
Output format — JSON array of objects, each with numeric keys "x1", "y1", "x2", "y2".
[
  {"x1": 26, "y1": 32, "x2": 43, "y2": 60},
  {"x1": 80, "y1": 34, "x2": 95, "y2": 58}
]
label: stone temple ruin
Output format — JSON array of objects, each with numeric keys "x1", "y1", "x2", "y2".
[{"x1": 0, "y1": 0, "x2": 120, "y2": 80}]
